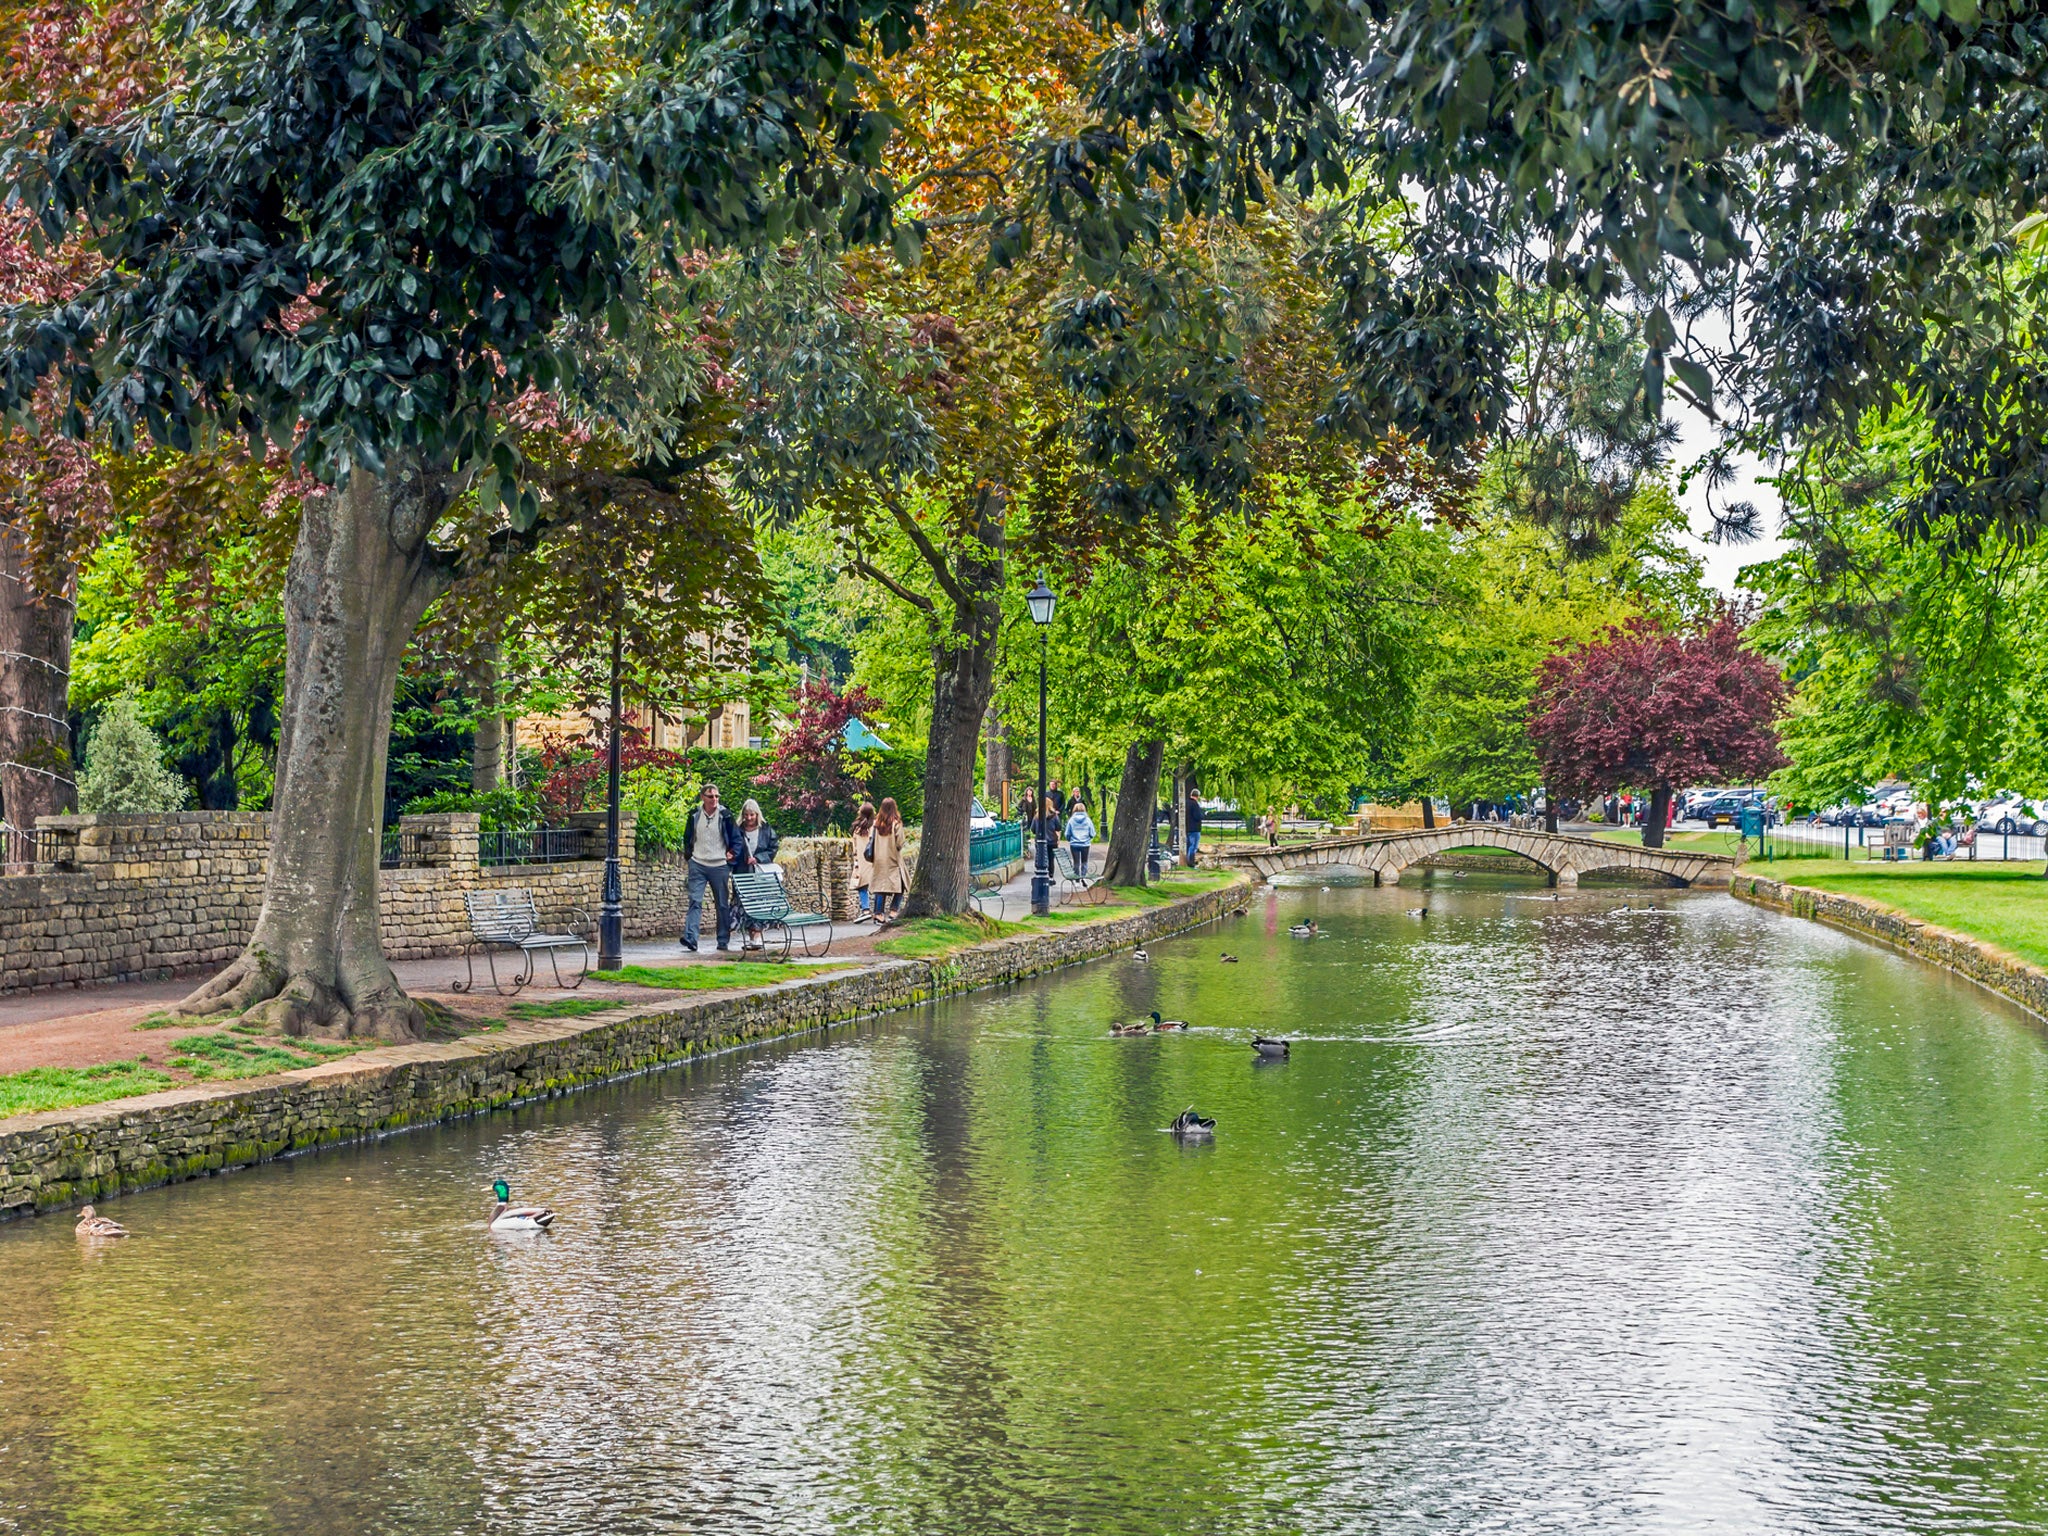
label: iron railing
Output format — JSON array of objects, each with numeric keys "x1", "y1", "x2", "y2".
[
  {"x1": 0, "y1": 821, "x2": 40, "y2": 868},
  {"x1": 479, "y1": 826, "x2": 586, "y2": 867},
  {"x1": 969, "y1": 819, "x2": 1024, "y2": 873}
]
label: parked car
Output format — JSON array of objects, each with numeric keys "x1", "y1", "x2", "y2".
[
  {"x1": 1976, "y1": 795, "x2": 2048, "y2": 837},
  {"x1": 1695, "y1": 790, "x2": 1770, "y2": 827},
  {"x1": 970, "y1": 797, "x2": 996, "y2": 831}
]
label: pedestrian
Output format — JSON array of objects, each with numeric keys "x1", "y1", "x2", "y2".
[
  {"x1": 868, "y1": 796, "x2": 909, "y2": 920},
  {"x1": 681, "y1": 781, "x2": 741, "y2": 953},
  {"x1": 1266, "y1": 809, "x2": 1280, "y2": 847},
  {"x1": 1049, "y1": 780, "x2": 1067, "y2": 815},
  {"x1": 733, "y1": 799, "x2": 781, "y2": 951},
  {"x1": 1184, "y1": 788, "x2": 1204, "y2": 867},
  {"x1": 1066, "y1": 794, "x2": 1096, "y2": 877},
  {"x1": 850, "y1": 802, "x2": 877, "y2": 921}
]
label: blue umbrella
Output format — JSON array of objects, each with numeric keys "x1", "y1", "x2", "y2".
[{"x1": 841, "y1": 718, "x2": 889, "y2": 752}]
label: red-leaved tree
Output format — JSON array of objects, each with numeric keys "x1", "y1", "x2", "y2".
[
  {"x1": 1528, "y1": 614, "x2": 1788, "y2": 847},
  {"x1": 755, "y1": 680, "x2": 883, "y2": 833}
]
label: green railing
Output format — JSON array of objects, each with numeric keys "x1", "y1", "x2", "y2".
[{"x1": 969, "y1": 819, "x2": 1024, "y2": 873}]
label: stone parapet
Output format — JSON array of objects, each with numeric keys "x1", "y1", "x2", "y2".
[
  {"x1": 0, "y1": 813, "x2": 870, "y2": 997},
  {"x1": 0, "y1": 878, "x2": 1253, "y2": 1216}
]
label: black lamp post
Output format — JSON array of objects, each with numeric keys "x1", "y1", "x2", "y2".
[
  {"x1": 1027, "y1": 576, "x2": 1057, "y2": 915},
  {"x1": 598, "y1": 625, "x2": 624, "y2": 972}
]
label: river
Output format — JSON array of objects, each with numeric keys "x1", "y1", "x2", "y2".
[{"x1": 6, "y1": 872, "x2": 2048, "y2": 1535}]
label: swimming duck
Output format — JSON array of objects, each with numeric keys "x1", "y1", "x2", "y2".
[
  {"x1": 1406, "y1": 907, "x2": 1428, "y2": 919},
  {"x1": 1132, "y1": 949, "x2": 1150, "y2": 962},
  {"x1": 1287, "y1": 921, "x2": 1318, "y2": 938},
  {"x1": 74, "y1": 1205, "x2": 127, "y2": 1239},
  {"x1": 486, "y1": 1179, "x2": 555, "y2": 1233},
  {"x1": 1110, "y1": 1021, "x2": 1153, "y2": 1036},
  {"x1": 1219, "y1": 953, "x2": 1240, "y2": 963},
  {"x1": 1150, "y1": 1011, "x2": 1190, "y2": 1031},
  {"x1": 1170, "y1": 1107, "x2": 1216, "y2": 1141},
  {"x1": 1252, "y1": 1036, "x2": 1291, "y2": 1059}
]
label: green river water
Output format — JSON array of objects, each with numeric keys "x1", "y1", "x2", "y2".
[{"x1": 6, "y1": 873, "x2": 2048, "y2": 1535}]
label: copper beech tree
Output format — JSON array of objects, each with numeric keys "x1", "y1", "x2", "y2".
[
  {"x1": 1527, "y1": 615, "x2": 1788, "y2": 848},
  {"x1": 0, "y1": 0, "x2": 925, "y2": 1038}
]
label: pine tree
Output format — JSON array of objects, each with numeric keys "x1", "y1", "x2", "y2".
[{"x1": 76, "y1": 696, "x2": 185, "y2": 814}]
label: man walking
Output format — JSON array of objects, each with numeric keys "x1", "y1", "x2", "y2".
[
  {"x1": 682, "y1": 782, "x2": 741, "y2": 953},
  {"x1": 1184, "y1": 788, "x2": 1204, "y2": 867}
]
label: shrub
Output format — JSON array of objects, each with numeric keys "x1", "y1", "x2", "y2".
[
  {"x1": 399, "y1": 785, "x2": 541, "y2": 833},
  {"x1": 76, "y1": 695, "x2": 187, "y2": 813}
]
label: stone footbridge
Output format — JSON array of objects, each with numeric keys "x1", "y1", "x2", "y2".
[{"x1": 1210, "y1": 826, "x2": 1736, "y2": 889}]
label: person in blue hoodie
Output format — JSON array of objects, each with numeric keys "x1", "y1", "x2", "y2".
[{"x1": 1066, "y1": 795, "x2": 1096, "y2": 877}]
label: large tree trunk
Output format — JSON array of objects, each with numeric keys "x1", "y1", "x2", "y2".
[
  {"x1": 178, "y1": 464, "x2": 450, "y2": 1039},
  {"x1": 0, "y1": 523, "x2": 77, "y2": 834},
  {"x1": 901, "y1": 493, "x2": 1004, "y2": 919},
  {"x1": 1099, "y1": 738, "x2": 1163, "y2": 886},
  {"x1": 982, "y1": 705, "x2": 1011, "y2": 815},
  {"x1": 1642, "y1": 785, "x2": 1672, "y2": 849},
  {"x1": 1420, "y1": 793, "x2": 1436, "y2": 830},
  {"x1": 1543, "y1": 789, "x2": 1558, "y2": 834}
]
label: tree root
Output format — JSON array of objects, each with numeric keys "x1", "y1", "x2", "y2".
[{"x1": 175, "y1": 949, "x2": 431, "y2": 1042}]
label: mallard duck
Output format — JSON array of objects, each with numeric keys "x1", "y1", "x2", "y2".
[
  {"x1": 1252, "y1": 1036, "x2": 1291, "y2": 1059},
  {"x1": 1407, "y1": 907, "x2": 1428, "y2": 919},
  {"x1": 1150, "y1": 1011, "x2": 1190, "y2": 1031},
  {"x1": 1132, "y1": 948, "x2": 1150, "y2": 962},
  {"x1": 74, "y1": 1205, "x2": 127, "y2": 1239},
  {"x1": 1170, "y1": 1106, "x2": 1216, "y2": 1140},
  {"x1": 1110, "y1": 1021, "x2": 1152, "y2": 1036},
  {"x1": 1287, "y1": 921, "x2": 1317, "y2": 937},
  {"x1": 1219, "y1": 953, "x2": 1240, "y2": 963},
  {"x1": 486, "y1": 1179, "x2": 555, "y2": 1232}
]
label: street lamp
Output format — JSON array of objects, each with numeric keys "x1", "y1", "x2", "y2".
[
  {"x1": 598, "y1": 625, "x2": 624, "y2": 972},
  {"x1": 1027, "y1": 576, "x2": 1056, "y2": 915}
]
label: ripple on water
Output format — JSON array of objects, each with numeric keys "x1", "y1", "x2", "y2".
[{"x1": 7, "y1": 880, "x2": 2048, "y2": 1535}]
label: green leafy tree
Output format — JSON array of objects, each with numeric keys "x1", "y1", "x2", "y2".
[
  {"x1": 0, "y1": 0, "x2": 926, "y2": 1036},
  {"x1": 76, "y1": 693, "x2": 185, "y2": 813}
]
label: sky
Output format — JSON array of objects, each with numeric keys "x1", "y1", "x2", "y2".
[{"x1": 1669, "y1": 395, "x2": 1788, "y2": 596}]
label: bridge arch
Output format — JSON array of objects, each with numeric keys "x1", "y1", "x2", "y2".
[{"x1": 1212, "y1": 826, "x2": 1735, "y2": 890}]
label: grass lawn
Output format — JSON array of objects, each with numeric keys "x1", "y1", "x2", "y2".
[
  {"x1": 166, "y1": 1029, "x2": 374, "y2": 1081},
  {"x1": 595, "y1": 961, "x2": 857, "y2": 991},
  {"x1": 873, "y1": 870, "x2": 1238, "y2": 960},
  {"x1": 1763, "y1": 861, "x2": 2048, "y2": 970},
  {"x1": 1589, "y1": 828, "x2": 1756, "y2": 855},
  {"x1": 0, "y1": 1058, "x2": 177, "y2": 1117}
]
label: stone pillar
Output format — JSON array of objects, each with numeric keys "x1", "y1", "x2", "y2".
[
  {"x1": 564, "y1": 810, "x2": 636, "y2": 863},
  {"x1": 397, "y1": 812, "x2": 480, "y2": 871}
]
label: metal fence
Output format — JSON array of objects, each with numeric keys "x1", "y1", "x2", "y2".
[
  {"x1": 379, "y1": 824, "x2": 590, "y2": 869},
  {"x1": 1771, "y1": 819, "x2": 2048, "y2": 863},
  {"x1": 0, "y1": 821, "x2": 39, "y2": 868},
  {"x1": 969, "y1": 819, "x2": 1024, "y2": 873}
]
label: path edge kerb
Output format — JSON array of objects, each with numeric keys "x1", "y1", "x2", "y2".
[
  {"x1": 0, "y1": 880, "x2": 1254, "y2": 1219},
  {"x1": 1732, "y1": 874, "x2": 2048, "y2": 1024}
]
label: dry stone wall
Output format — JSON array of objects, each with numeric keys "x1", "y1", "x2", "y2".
[
  {"x1": 0, "y1": 812, "x2": 860, "y2": 997},
  {"x1": 0, "y1": 878, "x2": 1252, "y2": 1216}
]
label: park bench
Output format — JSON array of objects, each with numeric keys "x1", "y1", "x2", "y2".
[
  {"x1": 452, "y1": 888, "x2": 590, "y2": 994},
  {"x1": 1053, "y1": 843, "x2": 1107, "y2": 905},
  {"x1": 731, "y1": 870, "x2": 835, "y2": 959}
]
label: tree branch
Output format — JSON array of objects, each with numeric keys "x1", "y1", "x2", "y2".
[
  {"x1": 882, "y1": 491, "x2": 974, "y2": 614},
  {"x1": 849, "y1": 557, "x2": 935, "y2": 613}
]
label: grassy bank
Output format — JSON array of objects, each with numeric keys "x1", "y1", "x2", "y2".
[
  {"x1": 875, "y1": 869, "x2": 1237, "y2": 961},
  {"x1": 1758, "y1": 862, "x2": 2048, "y2": 971}
]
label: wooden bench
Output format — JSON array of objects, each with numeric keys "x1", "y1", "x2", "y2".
[
  {"x1": 1053, "y1": 843, "x2": 1107, "y2": 904},
  {"x1": 731, "y1": 870, "x2": 835, "y2": 958},
  {"x1": 452, "y1": 888, "x2": 590, "y2": 994}
]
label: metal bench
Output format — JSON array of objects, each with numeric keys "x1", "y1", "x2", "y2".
[
  {"x1": 1053, "y1": 843, "x2": 1107, "y2": 904},
  {"x1": 731, "y1": 870, "x2": 834, "y2": 958},
  {"x1": 453, "y1": 888, "x2": 590, "y2": 993}
]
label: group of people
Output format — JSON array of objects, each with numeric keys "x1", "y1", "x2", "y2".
[
  {"x1": 1032, "y1": 781, "x2": 1098, "y2": 875},
  {"x1": 682, "y1": 782, "x2": 916, "y2": 946},
  {"x1": 681, "y1": 782, "x2": 782, "y2": 952},
  {"x1": 849, "y1": 798, "x2": 910, "y2": 922}
]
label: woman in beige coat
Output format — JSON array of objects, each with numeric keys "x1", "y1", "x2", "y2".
[
  {"x1": 850, "y1": 802, "x2": 877, "y2": 921},
  {"x1": 868, "y1": 797, "x2": 909, "y2": 920}
]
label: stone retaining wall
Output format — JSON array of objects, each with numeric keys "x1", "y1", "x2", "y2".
[
  {"x1": 0, "y1": 879, "x2": 1251, "y2": 1217},
  {"x1": 0, "y1": 812, "x2": 859, "y2": 996},
  {"x1": 1733, "y1": 875, "x2": 2048, "y2": 1022}
]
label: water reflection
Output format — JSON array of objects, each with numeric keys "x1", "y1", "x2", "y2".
[{"x1": 7, "y1": 876, "x2": 2048, "y2": 1533}]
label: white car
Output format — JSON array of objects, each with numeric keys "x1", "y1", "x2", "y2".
[
  {"x1": 970, "y1": 797, "x2": 996, "y2": 831},
  {"x1": 1977, "y1": 795, "x2": 2048, "y2": 837}
]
